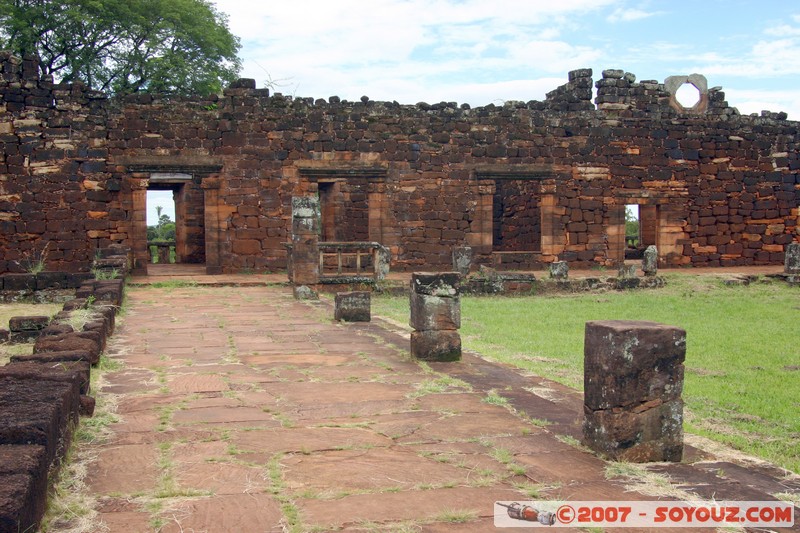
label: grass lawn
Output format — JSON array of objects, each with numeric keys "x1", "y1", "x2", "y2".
[{"x1": 372, "y1": 274, "x2": 800, "y2": 474}]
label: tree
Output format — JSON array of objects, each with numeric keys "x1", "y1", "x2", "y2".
[
  {"x1": 0, "y1": 0, "x2": 242, "y2": 96},
  {"x1": 625, "y1": 206, "x2": 640, "y2": 247},
  {"x1": 148, "y1": 207, "x2": 175, "y2": 242}
]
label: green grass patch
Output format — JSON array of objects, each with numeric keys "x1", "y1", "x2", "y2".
[{"x1": 373, "y1": 274, "x2": 800, "y2": 473}]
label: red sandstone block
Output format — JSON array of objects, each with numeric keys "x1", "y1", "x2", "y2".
[
  {"x1": 0, "y1": 378, "x2": 80, "y2": 468},
  {"x1": 11, "y1": 350, "x2": 94, "y2": 365},
  {"x1": 409, "y1": 292, "x2": 460, "y2": 331},
  {"x1": 410, "y1": 330, "x2": 461, "y2": 362},
  {"x1": 334, "y1": 291, "x2": 371, "y2": 322},
  {"x1": 8, "y1": 316, "x2": 49, "y2": 332},
  {"x1": 583, "y1": 399, "x2": 684, "y2": 462},
  {"x1": 33, "y1": 334, "x2": 100, "y2": 365},
  {"x1": 584, "y1": 320, "x2": 686, "y2": 411},
  {"x1": 0, "y1": 445, "x2": 48, "y2": 533},
  {"x1": 2, "y1": 361, "x2": 91, "y2": 395},
  {"x1": 0, "y1": 473, "x2": 40, "y2": 533}
]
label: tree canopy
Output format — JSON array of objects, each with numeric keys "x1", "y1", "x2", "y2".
[
  {"x1": 0, "y1": 0, "x2": 242, "y2": 96},
  {"x1": 147, "y1": 208, "x2": 175, "y2": 242}
]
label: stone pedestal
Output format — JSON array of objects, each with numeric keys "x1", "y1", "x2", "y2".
[
  {"x1": 452, "y1": 246, "x2": 473, "y2": 276},
  {"x1": 785, "y1": 242, "x2": 800, "y2": 274},
  {"x1": 642, "y1": 245, "x2": 658, "y2": 276},
  {"x1": 335, "y1": 292, "x2": 371, "y2": 322},
  {"x1": 409, "y1": 272, "x2": 461, "y2": 361},
  {"x1": 374, "y1": 245, "x2": 391, "y2": 281},
  {"x1": 289, "y1": 196, "x2": 320, "y2": 289},
  {"x1": 618, "y1": 264, "x2": 637, "y2": 278},
  {"x1": 410, "y1": 330, "x2": 461, "y2": 362},
  {"x1": 583, "y1": 320, "x2": 686, "y2": 462},
  {"x1": 549, "y1": 261, "x2": 569, "y2": 280}
]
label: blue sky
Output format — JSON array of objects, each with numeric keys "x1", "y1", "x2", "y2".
[
  {"x1": 210, "y1": 0, "x2": 800, "y2": 118},
  {"x1": 150, "y1": 0, "x2": 800, "y2": 225}
]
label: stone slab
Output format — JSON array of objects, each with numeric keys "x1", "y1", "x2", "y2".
[
  {"x1": 282, "y1": 447, "x2": 473, "y2": 492},
  {"x1": 232, "y1": 427, "x2": 392, "y2": 457},
  {"x1": 175, "y1": 461, "x2": 268, "y2": 494},
  {"x1": 172, "y1": 406, "x2": 279, "y2": 425},
  {"x1": 86, "y1": 444, "x2": 158, "y2": 495},
  {"x1": 159, "y1": 494, "x2": 283, "y2": 533},
  {"x1": 298, "y1": 487, "x2": 522, "y2": 530},
  {"x1": 166, "y1": 374, "x2": 228, "y2": 394}
]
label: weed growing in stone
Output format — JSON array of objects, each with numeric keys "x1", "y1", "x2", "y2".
[
  {"x1": 605, "y1": 462, "x2": 695, "y2": 500},
  {"x1": 267, "y1": 453, "x2": 303, "y2": 533},
  {"x1": 409, "y1": 375, "x2": 472, "y2": 398},
  {"x1": 20, "y1": 241, "x2": 50, "y2": 274},
  {"x1": 40, "y1": 356, "x2": 123, "y2": 531},
  {"x1": 483, "y1": 389, "x2": 510, "y2": 407},
  {"x1": 435, "y1": 509, "x2": 479, "y2": 523},
  {"x1": 511, "y1": 480, "x2": 558, "y2": 499}
]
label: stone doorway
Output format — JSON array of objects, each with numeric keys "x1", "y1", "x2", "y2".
[
  {"x1": 121, "y1": 158, "x2": 223, "y2": 275},
  {"x1": 612, "y1": 199, "x2": 663, "y2": 265},
  {"x1": 147, "y1": 175, "x2": 205, "y2": 266},
  {"x1": 317, "y1": 179, "x2": 370, "y2": 242},
  {"x1": 491, "y1": 179, "x2": 542, "y2": 252}
]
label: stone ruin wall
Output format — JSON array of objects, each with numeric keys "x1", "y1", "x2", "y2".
[{"x1": 1, "y1": 51, "x2": 798, "y2": 273}]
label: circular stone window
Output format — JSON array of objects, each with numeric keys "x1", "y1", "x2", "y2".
[{"x1": 675, "y1": 83, "x2": 701, "y2": 109}]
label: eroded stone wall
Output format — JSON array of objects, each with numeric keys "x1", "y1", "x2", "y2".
[{"x1": 1, "y1": 52, "x2": 798, "y2": 273}]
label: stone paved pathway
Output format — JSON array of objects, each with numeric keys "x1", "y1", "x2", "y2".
[{"x1": 73, "y1": 283, "x2": 793, "y2": 532}]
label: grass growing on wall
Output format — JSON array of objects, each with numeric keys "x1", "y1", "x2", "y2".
[{"x1": 372, "y1": 274, "x2": 800, "y2": 473}]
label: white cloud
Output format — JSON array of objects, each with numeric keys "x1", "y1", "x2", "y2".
[
  {"x1": 211, "y1": 0, "x2": 614, "y2": 105},
  {"x1": 694, "y1": 38, "x2": 800, "y2": 77},
  {"x1": 724, "y1": 88, "x2": 800, "y2": 120},
  {"x1": 208, "y1": 1, "x2": 800, "y2": 117},
  {"x1": 764, "y1": 24, "x2": 800, "y2": 37},
  {"x1": 606, "y1": 7, "x2": 660, "y2": 23}
]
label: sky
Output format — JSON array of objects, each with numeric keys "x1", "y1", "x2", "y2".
[{"x1": 150, "y1": 0, "x2": 800, "y2": 225}]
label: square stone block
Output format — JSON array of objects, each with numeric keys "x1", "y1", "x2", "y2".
[
  {"x1": 785, "y1": 242, "x2": 800, "y2": 274},
  {"x1": 2, "y1": 274, "x2": 36, "y2": 292},
  {"x1": 583, "y1": 399, "x2": 683, "y2": 462},
  {"x1": 409, "y1": 292, "x2": 460, "y2": 331},
  {"x1": 452, "y1": 246, "x2": 472, "y2": 276},
  {"x1": 34, "y1": 271, "x2": 69, "y2": 290},
  {"x1": 9, "y1": 331, "x2": 41, "y2": 344},
  {"x1": 8, "y1": 316, "x2": 49, "y2": 333},
  {"x1": 290, "y1": 241, "x2": 319, "y2": 285},
  {"x1": 334, "y1": 291, "x2": 371, "y2": 322},
  {"x1": 549, "y1": 261, "x2": 569, "y2": 280},
  {"x1": 410, "y1": 272, "x2": 460, "y2": 297},
  {"x1": 410, "y1": 330, "x2": 461, "y2": 362},
  {"x1": 293, "y1": 285, "x2": 318, "y2": 300},
  {"x1": 584, "y1": 320, "x2": 686, "y2": 410}
]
